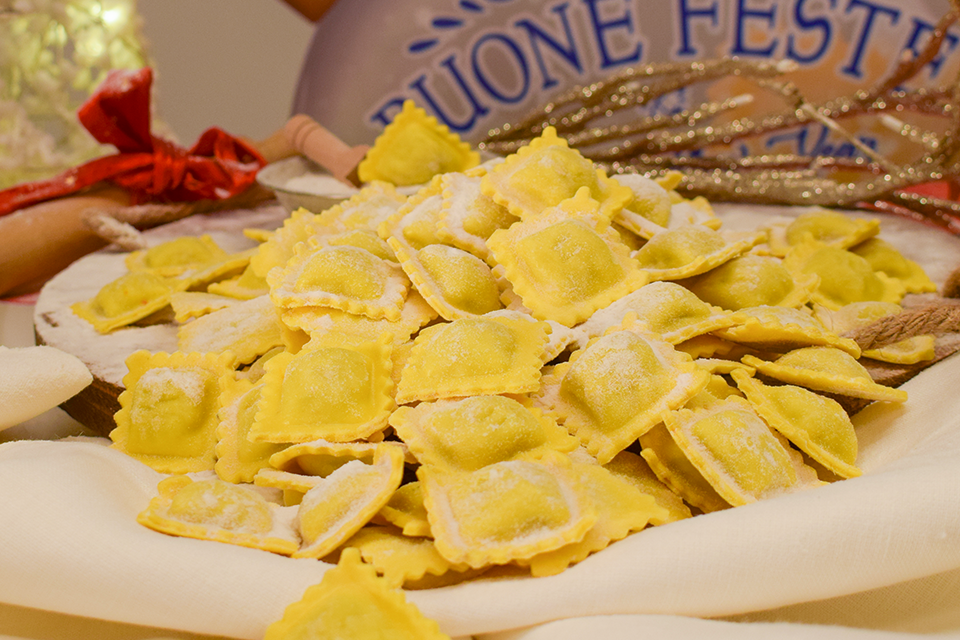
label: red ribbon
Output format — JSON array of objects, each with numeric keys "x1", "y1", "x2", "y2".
[{"x1": 0, "y1": 67, "x2": 265, "y2": 217}]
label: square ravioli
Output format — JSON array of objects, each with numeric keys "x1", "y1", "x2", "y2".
[
  {"x1": 554, "y1": 328, "x2": 710, "y2": 464},
  {"x1": 480, "y1": 125, "x2": 632, "y2": 222},
  {"x1": 395, "y1": 315, "x2": 548, "y2": 404},
  {"x1": 662, "y1": 396, "x2": 808, "y2": 506},
  {"x1": 419, "y1": 454, "x2": 596, "y2": 568},
  {"x1": 249, "y1": 335, "x2": 395, "y2": 444},
  {"x1": 177, "y1": 295, "x2": 285, "y2": 368},
  {"x1": 390, "y1": 395, "x2": 578, "y2": 472},
  {"x1": 111, "y1": 350, "x2": 235, "y2": 473},
  {"x1": 269, "y1": 244, "x2": 409, "y2": 322},
  {"x1": 487, "y1": 187, "x2": 648, "y2": 327}
]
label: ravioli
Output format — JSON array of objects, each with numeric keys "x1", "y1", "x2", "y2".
[
  {"x1": 638, "y1": 423, "x2": 730, "y2": 513},
  {"x1": 294, "y1": 444, "x2": 406, "y2": 559},
  {"x1": 138, "y1": 476, "x2": 299, "y2": 555},
  {"x1": 663, "y1": 397, "x2": 806, "y2": 506},
  {"x1": 480, "y1": 126, "x2": 633, "y2": 222},
  {"x1": 395, "y1": 315, "x2": 548, "y2": 403},
  {"x1": 214, "y1": 378, "x2": 285, "y2": 483},
  {"x1": 419, "y1": 454, "x2": 596, "y2": 568},
  {"x1": 742, "y1": 346, "x2": 909, "y2": 403},
  {"x1": 395, "y1": 243, "x2": 503, "y2": 320},
  {"x1": 575, "y1": 281, "x2": 741, "y2": 346},
  {"x1": 111, "y1": 350, "x2": 234, "y2": 473},
  {"x1": 437, "y1": 170, "x2": 518, "y2": 262},
  {"x1": 682, "y1": 254, "x2": 818, "y2": 311},
  {"x1": 178, "y1": 295, "x2": 285, "y2": 368},
  {"x1": 849, "y1": 237, "x2": 937, "y2": 293},
  {"x1": 782, "y1": 240, "x2": 905, "y2": 310},
  {"x1": 633, "y1": 224, "x2": 764, "y2": 281},
  {"x1": 358, "y1": 99, "x2": 479, "y2": 186},
  {"x1": 731, "y1": 369, "x2": 861, "y2": 478},
  {"x1": 269, "y1": 244, "x2": 409, "y2": 322},
  {"x1": 72, "y1": 270, "x2": 182, "y2": 334},
  {"x1": 250, "y1": 335, "x2": 395, "y2": 443},
  {"x1": 522, "y1": 462, "x2": 666, "y2": 576},
  {"x1": 390, "y1": 395, "x2": 578, "y2": 472},
  {"x1": 713, "y1": 305, "x2": 861, "y2": 357},
  {"x1": 487, "y1": 187, "x2": 647, "y2": 326},
  {"x1": 264, "y1": 547, "x2": 450, "y2": 640},
  {"x1": 340, "y1": 525, "x2": 473, "y2": 589},
  {"x1": 553, "y1": 328, "x2": 710, "y2": 464}
]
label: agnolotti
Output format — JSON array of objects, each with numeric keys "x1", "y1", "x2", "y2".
[
  {"x1": 269, "y1": 244, "x2": 409, "y2": 321},
  {"x1": 111, "y1": 350, "x2": 234, "y2": 473},
  {"x1": 783, "y1": 240, "x2": 905, "y2": 310},
  {"x1": 390, "y1": 395, "x2": 578, "y2": 472},
  {"x1": 487, "y1": 187, "x2": 647, "y2": 327},
  {"x1": 632, "y1": 224, "x2": 764, "y2": 282},
  {"x1": 480, "y1": 126, "x2": 633, "y2": 222},
  {"x1": 137, "y1": 476, "x2": 299, "y2": 556},
  {"x1": 249, "y1": 335, "x2": 395, "y2": 443},
  {"x1": 418, "y1": 454, "x2": 596, "y2": 568},
  {"x1": 395, "y1": 315, "x2": 548, "y2": 404},
  {"x1": 554, "y1": 328, "x2": 709, "y2": 464},
  {"x1": 681, "y1": 254, "x2": 818, "y2": 311},
  {"x1": 662, "y1": 396, "x2": 807, "y2": 506}
]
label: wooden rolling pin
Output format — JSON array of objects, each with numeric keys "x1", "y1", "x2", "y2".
[
  {"x1": 0, "y1": 186, "x2": 131, "y2": 298},
  {"x1": 283, "y1": 114, "x2": 369, "y2": 187}
]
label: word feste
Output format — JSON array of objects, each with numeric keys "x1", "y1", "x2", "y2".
[{"x1": 368, "y1": 0, "x2": 958, "y2": 144}]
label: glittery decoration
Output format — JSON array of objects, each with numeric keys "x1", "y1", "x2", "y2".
[{"x1": 480, "y1": 7, "x2": 960, "y2": 235}]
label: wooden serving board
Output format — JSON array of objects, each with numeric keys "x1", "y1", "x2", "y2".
[
  {"x1": 34, "y1": 204, "x2": 288, "y2": 436},
  {"x1": 34, "y1": 201, "x2": 960, "y2": 437}
]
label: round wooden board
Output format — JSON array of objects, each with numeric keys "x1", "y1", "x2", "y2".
[{"x1": 34, "y1": 203, "x2": 288, "y2": 436}]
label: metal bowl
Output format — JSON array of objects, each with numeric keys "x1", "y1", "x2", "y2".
[{"x1": 256, "y1": 155, "x2": 359, "y2": 214}]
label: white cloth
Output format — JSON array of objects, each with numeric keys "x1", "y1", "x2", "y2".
[
  {"x1": 0, "y1": 352, "x2": 958, "y2": 639},
  {"x1": 0, "y1": 345, "x2": 92, "y2": 431}
]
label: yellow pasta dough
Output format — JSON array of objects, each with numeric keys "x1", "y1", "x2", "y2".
[{"x1": 264, "y1": 547, "x2": 450, "y2": 640}]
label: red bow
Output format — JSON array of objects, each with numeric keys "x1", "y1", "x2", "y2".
[{"x1": 0, "y1": 67, "x2": 265, "y2": 217}]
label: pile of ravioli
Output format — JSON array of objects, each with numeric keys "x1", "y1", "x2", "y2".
[{"x1": 72, "y1": 101, "x2": 939, "y2": 595}]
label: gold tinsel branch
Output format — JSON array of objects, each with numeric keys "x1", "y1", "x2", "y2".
[{"x1": 480, "y1": 6, "x2": 960, "y2": 234}]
